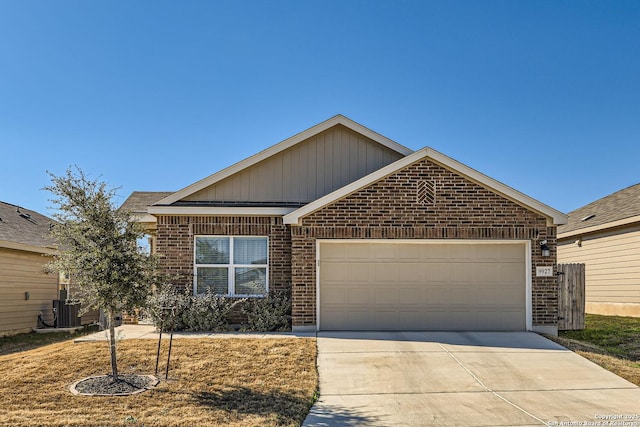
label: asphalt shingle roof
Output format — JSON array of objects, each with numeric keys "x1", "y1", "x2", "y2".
[
  {"x1": 120, "y1": 192, "x2": 173, "y2": 213},
  {"x1": 0, "y1": 201, "x2": 56, "y2": 249},
  {"x1": 559, "y1": 183, "x2": 640, "y2": 235}
]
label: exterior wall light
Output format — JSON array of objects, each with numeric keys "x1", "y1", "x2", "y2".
[{"x1": 540, "y1": 240, "x2": 551, "y2": 257}]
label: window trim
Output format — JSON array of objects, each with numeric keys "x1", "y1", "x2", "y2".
[{"x1": 193, "y1": 235, "x2": 269, "y2": 297}]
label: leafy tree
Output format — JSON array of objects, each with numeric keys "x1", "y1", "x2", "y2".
[{"x1": 45, "y1": 167, "x2": 157, "y2": 380}]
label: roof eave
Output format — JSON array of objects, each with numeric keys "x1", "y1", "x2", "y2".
[
  {"x1": 131, "y1": 213, "x2": 158, "y2": 224},
  {"x1": 558, "y1": 214, "x2": 640, "y2": 239},
  {"x1": 0, "y1": 239, "x2": 57, "y2": 255}
]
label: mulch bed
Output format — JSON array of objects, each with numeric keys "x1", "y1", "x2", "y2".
[{"x1": 71, "y1": 374, "x2": 158, "y2": 396}]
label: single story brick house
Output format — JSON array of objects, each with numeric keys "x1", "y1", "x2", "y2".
[
  {"x1": 125, "y1": 115, "x2": 567, "y2": 334},
  {"x1": 558, "y1": 183, "x2": 640, "y2": 317}
]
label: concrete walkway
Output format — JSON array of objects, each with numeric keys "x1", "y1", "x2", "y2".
[
  {"x1": 74, "y1": 324, "x2": 315, "y2": 342},
  {"x1": 303, "y1": 331, "x2": 640, "y2": 426}
]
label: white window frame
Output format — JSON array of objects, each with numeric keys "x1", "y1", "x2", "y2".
[{"x1": 193, "y1": 235, "x2": 269, "y2": 297}]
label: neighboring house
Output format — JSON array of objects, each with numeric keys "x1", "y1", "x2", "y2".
[
  {"x1": 558, "y1": 183, "x2": 640, "y2": 317},
  {"x1": 125, "y1": 115, "x2": 567, "y2": 334},
  {"x1": 0, "y1": 202, "x2": 58, "y2": 336}
]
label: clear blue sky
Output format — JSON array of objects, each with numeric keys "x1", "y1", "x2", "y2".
[{"x1": 1, "y1": 0, "x2": 638, "y2": 217}]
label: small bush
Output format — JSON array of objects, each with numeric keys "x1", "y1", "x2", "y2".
[
  {"x1": 147, "y1": 285, "x2": 242, "y2": 332},
  {"x1": 185, "y1": 290, "x2": 243, "y2": 332},
  {"x1": 146, "y1": 284, "x2": 190, "y2": 330},
  {"x1": 240, "y1": 289, "x2": 292, "y2": 332}
]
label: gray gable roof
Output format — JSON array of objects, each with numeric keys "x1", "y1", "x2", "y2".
[
  {"x1": 120, "y1": 192, "x2": 173, "y2": 214},
  {"x1": 558, "y1": 183, "x2": 640, "y2": 235},
  {"x1": 0, "y1": 201, "x2": 56, "y2": 249}
]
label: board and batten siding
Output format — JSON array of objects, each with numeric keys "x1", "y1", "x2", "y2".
[
  {"x1": 183, "y1": 124, "x2": 404, "y2": 204},
  {"x1": 0, "y1": 247, "x2": 58, "y2": 336},
  {"x1": 558, "y1": 224, "x2": 640, "y2": 316}
]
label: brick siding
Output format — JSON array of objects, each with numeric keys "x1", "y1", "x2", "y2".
[
  {"x1": 155, "y1": 216, "x2": 291, "y2": 293},
  {"x1": 290, "y1": 158, "x2": 558, "y2": 328},
  {"x1": 154, "y1": 158, "x2": 559, "y2": 331}
]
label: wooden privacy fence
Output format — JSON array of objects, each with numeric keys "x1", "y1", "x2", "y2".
[{"x1": 557, "y1": 263, "x2": 586, "y2": 330}]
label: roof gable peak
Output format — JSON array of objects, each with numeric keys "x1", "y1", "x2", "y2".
[
  {"x1": 155, "y1": 115, "x2": 413, "y2": 206},
  {"x1": 283, "y1": 147, "x2": 567, "y2": 226}
]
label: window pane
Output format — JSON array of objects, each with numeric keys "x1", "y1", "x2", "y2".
[
  {"x1": 195, "y1": 237, "x2": 229, "y2": 264},
  {"x1": 233, "y1": 237, "x2": 268, "y2": 265},
  {"x1": 196, "y1": 267, "x2": 229, "y2": 295},
  {"x1": 234, "y1": 267, "x2": 267, "y2": 295}
]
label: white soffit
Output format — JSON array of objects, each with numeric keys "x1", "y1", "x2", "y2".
[
  {"x1": 283, "y1": 147, "x2": 568, "y2": 226},
  {"x1": 154, "y1": 115, "x2": 413, "y2": 206}
]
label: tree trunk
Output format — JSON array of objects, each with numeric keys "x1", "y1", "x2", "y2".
[{"x1": 108, "y1": 310, "x2": 119, "y2": 380}]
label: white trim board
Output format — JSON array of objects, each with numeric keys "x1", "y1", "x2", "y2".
[
  {"x1": 147, "y1": 206, "x2": 296, "y2": 216},
  {"x1": 284, "y1": 147, "x2": 567, "y2": 226},
  {"x1": 154, "y1": 115, "x2": 413, "y2": 206}
]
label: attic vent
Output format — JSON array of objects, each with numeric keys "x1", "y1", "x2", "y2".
[
  {"x1": 417, "y1": 180, "x2": 435, "y2": 205},
  {"x1": 581, "y1": 214, "x2": 595, "y2": 222}
]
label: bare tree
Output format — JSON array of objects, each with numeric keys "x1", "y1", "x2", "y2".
[{"x1": 45, "y1": 167, "x2": 157, "y2": 380}]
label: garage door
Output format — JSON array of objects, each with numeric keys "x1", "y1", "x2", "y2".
[{"x1": 319, "y1": 241, "x2": 527, "y2": 331}]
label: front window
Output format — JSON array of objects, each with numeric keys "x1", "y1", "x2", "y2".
[{"x1": 194, "y1": 236, "x2": 268, "y2": 297}]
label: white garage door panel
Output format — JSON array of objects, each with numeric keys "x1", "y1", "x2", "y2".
[{"x1": 319, "y1": 241, "x2": 526, "y2": 331}]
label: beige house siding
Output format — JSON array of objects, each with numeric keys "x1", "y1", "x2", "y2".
[
  {"x1": 558, "y1": 224, "x2": 640, "y2": 316},
  {"x1": 184, "y1": 125, "x2": 403, "y2": 204},
  {"x1": 0, "y1": 247, "x2": 58, "y2": 336}
]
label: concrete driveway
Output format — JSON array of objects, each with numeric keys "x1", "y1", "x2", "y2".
[{"x1": 303, "y1": 332, "x2": 640, "y2": 426}]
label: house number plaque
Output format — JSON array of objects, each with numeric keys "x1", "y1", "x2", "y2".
[{"x1": 535, "y1": 266, "x2": 554, "y2": 277}]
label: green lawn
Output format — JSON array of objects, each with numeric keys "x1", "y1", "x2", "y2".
[
  {"x1": 560, "y1": 314, "x2": 640, "y2": 360},
  {"x1": 552, "y1": 314, "x2": 640, "y2": 386}
]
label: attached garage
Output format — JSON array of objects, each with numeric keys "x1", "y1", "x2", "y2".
[{"x1": 318, "y1": 240, "x2": 530, "y2": 331}]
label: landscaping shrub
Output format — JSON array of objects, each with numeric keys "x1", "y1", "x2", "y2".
[
  {"x1": 147, "y1": 285, "x2": 243, "y2": 332},
  {"x1": 240, "y1": 289, "x2": 292, "y2": 332},
  {"x1": 185, "y1": 290, "x2": 243, "y2": 331},
  {"x1": 146, "y1": 284, "x2": 191, "y2": 331}
]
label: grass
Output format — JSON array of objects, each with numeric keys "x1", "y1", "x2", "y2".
[
  {"x1": 560, "y1": 314, "x2": 640, "y2": 360},
  {"x1": 551, "y1": 313, "x2": 640, "y2": 386},
  {"x1": 0, "y1": 337, "x2": 318, "y2": 427}
]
